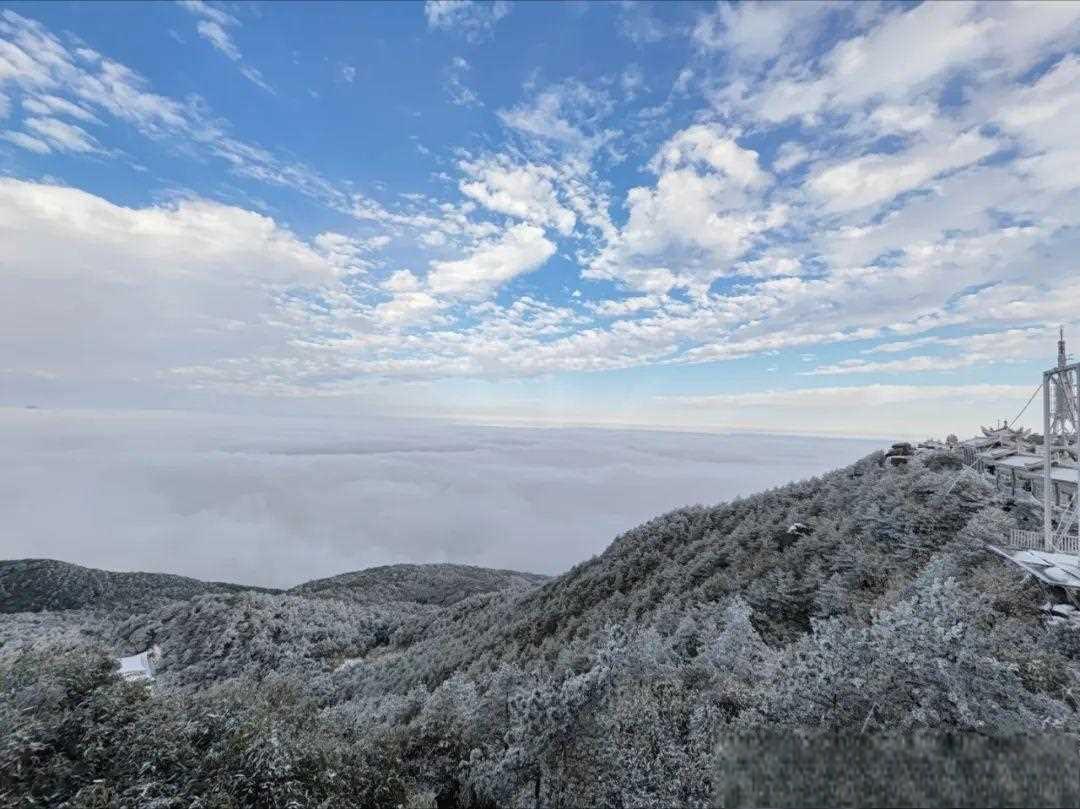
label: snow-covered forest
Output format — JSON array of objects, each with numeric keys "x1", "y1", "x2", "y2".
[{"x1": 3, "y1": 450, "x2": 1079, "y2": 807}]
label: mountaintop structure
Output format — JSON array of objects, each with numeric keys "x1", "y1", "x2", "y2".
[{"x1": 943, "y1": 329, "x2": 1080, "y2": 593}]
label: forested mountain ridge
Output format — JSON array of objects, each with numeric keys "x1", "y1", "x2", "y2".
[
  {"x1": 0, "y1": 558, "x2": 548, "y2": 616},
  {"x1": 342, "y1": 450, "x2": 999, "y2": 692},
  {"x1": 0, "y1": 561, "x2": 551, "y2": 689},
  {"x1": 3, "y1": 450, "x2": 1079, "y2": 808},
  {"x1": 291, "y1": 563, "x2": 549, "y2": 607},
  {"x1": 0, "y1": 558, "x2": 279, "y2": 614}
]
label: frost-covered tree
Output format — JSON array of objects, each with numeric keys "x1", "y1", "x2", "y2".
[
  {"x1": 813, "y1": 571, "x2": 851, "y2": 618},
  {"x1": 759, "y1": 566, "x2": 1075, "y2": 733}
]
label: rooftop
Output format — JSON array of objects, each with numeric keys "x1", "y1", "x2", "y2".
[{"x1": 988, "y1": 546, "x2": 1080, "y2": 589}]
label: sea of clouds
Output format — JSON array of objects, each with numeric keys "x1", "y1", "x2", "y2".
[{"x1": 2, "y1": 408, "x2": 880, "y2": 588}]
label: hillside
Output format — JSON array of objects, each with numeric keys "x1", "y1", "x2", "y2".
[
  {"x1": 111, "y1": 592, "x2": 422, "y2": 688},
  {"x1": 2, "y1": 451, "x2": 1079, "y2": 808},
  {"x1": 0, "y1": 558, "x2": 278, "y2": 613},
  {"x1": 0, "y1": 558, "x2": 548, "y2": 616},
  {"x1": 291, "y1": 563, "x2": 549, "y2": 606},
  {"x1": 338, "y1": 450, "x2": 1008, "y2": 693}
]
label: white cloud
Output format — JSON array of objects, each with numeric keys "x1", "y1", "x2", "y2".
[
  {"x1": 459, "y1": 157, "x2": 576, "y2": 235},
  {"x1": 772, "y1": 141, "x2": 809, "y2": 173},
  {"x1": 693, "y1": 0, "x2": 830, "y2": 62},
  {"x1": 0, "y1": 409, "x2": 878, "y2": 584},
  {"x1": 587, "y1": 125, "x2": 782, "y2": 292},
  {"x1": 949, "y1": 278, "x2": 1080, "y2": 327},
  {"x1": 822, "y1": 3, "x2": 987, "y2": 103},
  {"x1": 750, "y1": 3, "x2": 988, "y2": 123},
  {"x1": 994, "y1": 54, "x2": 1080, "y2": 192},
  {"x1": 427, "y1": 222, "x2": 555, "y2": 297},
  {"x1": 620, "y1": 63, "x2": 645, "y2": 101},
  {"x1": 868, "y1": 102, "x2": 936, "y2": 135},
  {"x1": 616, "y1": 1, "x2": 666, "y2": 44},
  {"x1": 497, "y1": 80, "x2": 616, "y2": 167},
  {"x1": 807, "y1": 128, "x2": 998, "y2": 212},
  {"x1": 0, "y1": 11, "x2": 334, "y2": 202},
  {"x1": 177, "y1": 0, "x2": 234, "y2": 27},
  {"x1": 659, "y1": 383, "x2": 1039, "y2": 436},
  {"x1": 180, "y1": 1, "x2": 273, "y2": 93},
  {"x1": 672, "y1": 68, "x2": 694, "y2": 95},
  {"x1": 649, "y1": 123, "x2": 769, "y2": 188},
  {"x1": 805, "y1": 356, "x2": 963, "y2": 376},
  {"x1": 805, "y1": 326, "x2": 1069, "y2": 376},
  {"x1": 0, "y1": 181, "x2": 336, "y2": 284},
  {"x1": 4, "y1": 2, "x2": 1080, "y2": 417},
  {"x1": 196, "y1": 19, "x2": 241, "y2": 60},
  {"x1": 733, "y1": 253, "x2": 803, "y2": 279},
  {"x1": 743, "y1": 2, "x2": 1080, "y2": 127},
  {"x1": 374, "y1": 293, "x2": 442, "y2": 325},
  {"x1": 812, "y1": 165, "x2": 1040, "y2": 269},
  {"x1": 585, "y1": 295, "x2": 662, "y2": 317},
  {"x1": 663, "y1": 383, "x2": 1031, "y2": 409},
  {"x1": 424, "y1": 0, "x2": 511, "y2": 41},
  {"x1": 864, "y1": 327, "x2": 1050, "y2": 357},
  {"x1": 0, "y1": 179, "x2": 344, "y2": 387},
  {"x1": 499, "y1": 90, "x2": 585, "y2": 142},
  {"x1": 24, "y1": 115, "x2": 99, "y2": 152},
  {"x1": 861, "y1": 336, "x2": 940, "y2": 355},
  {"x1": 22, "y1": 93, "x2": 99, "y2": 122},
  {"x1": 350, "y1": 187, "x2": 509, "y2": 248},
  {"x1": 444, "y1": 56, "x2": 481, "y2": 107},
  {"x1": 419, "y1": 230, "x2": 447, "y2": 248},
  {"x1": 1, "y1": 128, "x2": 50, "y2": 153},
  {"x1": 382, "y1": 269, "x2": 422, "y2": 293},
  {"x1": 374, "y1": 271, "x2": 442, "y2": 324},
  {"x1": 313, "y1": 231, "x2": 388, "y2": 275}
]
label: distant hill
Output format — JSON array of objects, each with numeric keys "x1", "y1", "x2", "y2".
[
  {"x1": 0, "y1": 559, "x2": 278, "y2": 613},
  {"x1": 291, "y1": 563, "x2": 549, "y2": 607},
  {"x1": 0, "y1": 558, "x2": 548, "y2": 615},
  {"x1": 111, "y1": 591, "x2": 418, "y2": 687}
]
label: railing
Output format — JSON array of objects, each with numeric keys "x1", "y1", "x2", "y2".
[
  {"x1": 1055, "y1": 532, "x2": 1080, "y2": 555},
  {"x1": 1003, "y1": 528, "x2": 1080, "y2": 554},
  {"x1": 1006, "y1": 529, "x2": 1044, "y2": 550}
]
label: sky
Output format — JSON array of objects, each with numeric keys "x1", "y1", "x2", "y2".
[{"x1": 1, "y1": 0, "x2": 1079, "y2": 436}]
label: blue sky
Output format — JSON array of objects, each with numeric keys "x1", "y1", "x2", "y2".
[{"x1": 2, "y1": 0, "x2": 1079, "y2": 436}]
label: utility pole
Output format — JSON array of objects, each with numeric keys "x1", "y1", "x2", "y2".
[{"x1": 1044, "y1": 366, "x2": 1053, "y2": 551}]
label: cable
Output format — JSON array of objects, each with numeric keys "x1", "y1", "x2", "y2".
[{"x1": 1006, "y1": 382, "x2": 1043, "y2": 429}]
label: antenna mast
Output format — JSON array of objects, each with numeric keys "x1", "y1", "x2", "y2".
[{"x1": 1043, "y1": 327, "x2": 1080, "y2": 552}]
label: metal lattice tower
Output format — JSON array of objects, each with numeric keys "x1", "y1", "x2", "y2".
[
  {"x1": 1050, "y1": 327, "x2": 1078, "y2": 435},
  {"x1": 1042, "y1": 327, "x2": 1080, "y2": 552}
]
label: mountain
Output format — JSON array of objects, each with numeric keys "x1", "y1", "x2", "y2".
[
  {"x1": 0, "y1": 558, "x2": 549, "y2": 615},
  {"x1": 0, "y1": 558, "x2": 277, "y2": 613},
  {"x1": 3, "y1": 451, "x2": 1078, "y2": 809},
  {"x1": 104, "y1": 564, "x2": 550, "y2": 687},
  {"x1": 111, "y1": 591, "x2": 417, "y2": 688},
  {"x1": 1, "y1": 560, "x2": 548, "y2": 690},
  {"x1": 343, "y1": 450, "x2": 1000, "y2": 692},
  {"x1": 291, "y1": 563, "x2": 549, "y2": 607}
]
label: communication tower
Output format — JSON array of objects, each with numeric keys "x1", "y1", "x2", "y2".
[{"x1": 1042, "y1": 327, "x2": 1080, "y2": 552}]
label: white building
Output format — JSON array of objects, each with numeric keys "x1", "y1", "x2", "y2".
[{"x1": 116, "y1": 646, "x2": 159, "y2": 682}]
